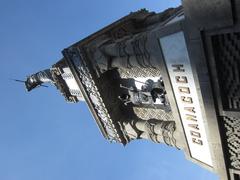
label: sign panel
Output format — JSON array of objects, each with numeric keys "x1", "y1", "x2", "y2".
[{"x1": 159, "y1": 32, "x2": 212, "y2": 166}]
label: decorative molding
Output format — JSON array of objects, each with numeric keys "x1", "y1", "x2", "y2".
[
  {"x1": 133, "y1": 107, "x2": 173, "y2": 121},
  {"x1": 212, "y1": 33, "x2": 240, "y2": 111},
  {"x1": 118, "y1": 67, "x2": 161, "y2": 78},
  {"x1": 68, "y1": 48, "x2": 123, "y2": 143},
  {"x1": 223, "y1": 116, "x2": 240, "y2": 170},
  {"x1": 51, "y1": 68, "x2": 78, "y2": 103}
]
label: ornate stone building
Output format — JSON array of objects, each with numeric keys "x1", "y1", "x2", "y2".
[{"x1": 25, "y1": 1, "x2": 240, "y2": 179}]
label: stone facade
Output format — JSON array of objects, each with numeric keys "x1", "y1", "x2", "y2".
[{"x1": 25, "y1": 1, "x2": 240, "y2": 179}]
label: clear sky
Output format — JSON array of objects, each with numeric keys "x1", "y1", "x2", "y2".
[{"x1": 0, "y1": 0, "x2": 218, "y2": 180}]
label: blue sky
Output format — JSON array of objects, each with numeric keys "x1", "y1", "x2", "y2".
[{"x1": 0, "y1": 0, "x2": 218, "y2": 179}]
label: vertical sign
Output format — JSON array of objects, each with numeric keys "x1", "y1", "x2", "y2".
[{"x1": 159, "y1": 32, "x2": 212, "y2": 166}]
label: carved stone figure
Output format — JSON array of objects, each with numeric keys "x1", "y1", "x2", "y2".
[
  {"x1": 91, "y1": 32, "x2": 160, "y2": 75},
  {"x1": 88, "y1": 7, "x2": 183, "y2": 75},
  {"x1": 24, "y1": 7, "x2": 182, "y2": 147},
  {"x1": 119, "y1": 85, "x2": 154, "y2": 106},
  {"x1": 122, "y1": 118, "x2": 178, "y2": 148},
  {"x1": 141, "y1": 78, "x2": 166, "y2": 104},
  {"x1": 118, "y1": 78, "x2": 170, "y2": 111}
]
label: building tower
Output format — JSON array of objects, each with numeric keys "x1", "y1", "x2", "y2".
[{"x1": 25, "y1": 1, "x2": 240, "y2": 179}]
